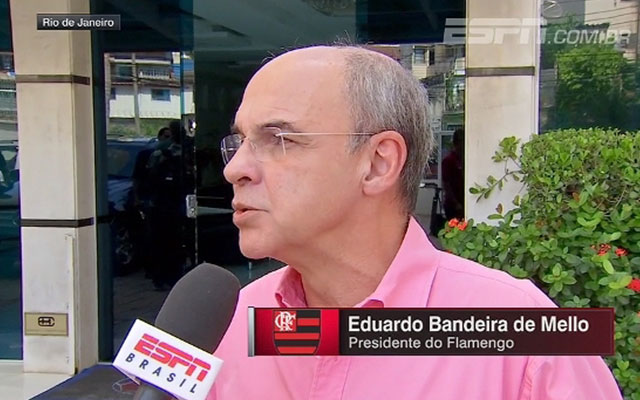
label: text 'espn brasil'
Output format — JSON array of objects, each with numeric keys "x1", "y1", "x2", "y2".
[{"x1": 113, "y1": 319, "x2": 223, "y2": 400}]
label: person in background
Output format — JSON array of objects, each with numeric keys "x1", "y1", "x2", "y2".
[
  {"x1": 208, "y1": 45, "x2": 623, "y2": 399},
  {"x1": 441, "y1": 127, "x2": 464, "y2": 220},
  {"x1": 168, "y1": 119, "x2": 196, "y2": 270},
  {"x1": 146, "y1": 126, "x2": 184, "y2": 290},
  {"x1": 132, "y1": 127, "x2": 172, "y2": 279}
]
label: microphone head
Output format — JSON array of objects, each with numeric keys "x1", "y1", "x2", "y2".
[{"x1": 154, "y1": 263, "x2": 241, "y2": 353}]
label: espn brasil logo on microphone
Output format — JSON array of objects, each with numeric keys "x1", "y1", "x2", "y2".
[
  {"x1": 113, "y1": 319, "x2": 223, "y2": 400},
  {"x1": 133, "y1": 333, "x2": 211, "y2": 382}
]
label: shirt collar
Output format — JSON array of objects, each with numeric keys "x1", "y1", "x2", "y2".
[{"x1": 274, "y1": 217, "x2": 441, "y2": 308}]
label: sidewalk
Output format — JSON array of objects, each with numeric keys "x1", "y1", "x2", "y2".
[{"x1": 0, "y1": 361, "x2": 70, "y2": 400}]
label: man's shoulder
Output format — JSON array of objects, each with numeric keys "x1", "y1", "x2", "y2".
[{"x1": 429, "y1": 251, "x2": 556, "y2": 308}]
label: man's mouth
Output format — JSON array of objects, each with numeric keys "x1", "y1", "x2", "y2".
[
  {"x1": 231, "y1": 202, "x2": 262, "y2": 223},
  {"x1": 232, "y1": 202, "x2": 258, "y2": 213}
]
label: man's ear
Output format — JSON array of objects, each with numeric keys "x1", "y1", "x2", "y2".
[{"x1": 361, "y1": 131, "x2": 407, "y2": 197}]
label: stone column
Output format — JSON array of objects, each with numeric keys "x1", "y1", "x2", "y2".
[
  {"x1": 10, "y1": 0, "x2": 98, "y2": 373},
  {"x1": 465, "y1": 0, "x2": 541, "y2": 221}
]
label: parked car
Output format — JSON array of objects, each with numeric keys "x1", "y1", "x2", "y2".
[
  {"x1": 0, "y1": 137, "x2": 158, "y2": 275},
  {"x1": 106, "y1": 137, "x2": 158, "y2": 275}
]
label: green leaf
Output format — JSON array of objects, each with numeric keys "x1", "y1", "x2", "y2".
[
  {"x1": 508, "y1": 266, "x2": 529, "y2": 278},
  {"x1": 608, "y1": 232, "x2": 622, "y2": 241},
  {"x1": 564, "y1": 254, "x2": 582, "y2": 265},
  {"x1": 616, "y1": 360, "x2": 629, "y2": 371},
  {"x1": 608, "y1": 275, "x2": 632, "y2": 290},
  {"x1": 577, "y1": 216, "x2": 600, "y2": 228},
  {"x1": 578, "y1": 191, "x2": 589, "y2": 206},
  {"x1": 602, "y1": 259, "x2": 615, "y2": 274}
]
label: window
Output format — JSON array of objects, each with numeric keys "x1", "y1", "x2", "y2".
[
  {"x1": 428, "y1": 50, "x2": 435, "y2": 65},
  {"x1": 0, "y1": 53, "x2": 13, "y2": 71},
  {"x1": 110, "y1": 87, "x2": 116, "y2": 100},
  {"x1": 151, "y1": 88, "x2": 170, "y2": 101},
  {"x1": 414, "y1": 48, "x2": 426, "y2": 64},
  {"x1": 113, "y1": 64, "x2": 133, "y2": 81}
]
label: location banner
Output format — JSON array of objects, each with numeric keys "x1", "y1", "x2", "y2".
[{"x1": 249, "y1": 308, "x2": 614, "y2": 356}]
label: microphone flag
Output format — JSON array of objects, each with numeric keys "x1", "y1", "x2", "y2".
[{"x1": 113, "y1": 319, "x2": 223, "y2": 400}]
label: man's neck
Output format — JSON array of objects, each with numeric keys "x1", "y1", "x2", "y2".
[{"x1": 286, "y1": 212, "x2": 410, "y2": 308}]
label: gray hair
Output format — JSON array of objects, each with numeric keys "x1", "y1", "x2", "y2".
[{"x1": 338, "y1": 46, "x2": 434, "y2": 214}]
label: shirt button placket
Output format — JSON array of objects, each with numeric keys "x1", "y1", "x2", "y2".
[{"x1": 308, "y1": 356, "x2": 350, "y2": 400}]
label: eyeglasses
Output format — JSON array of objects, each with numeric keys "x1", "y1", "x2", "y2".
[{"x1": 220, "y1": 131, "x2": 376, "y2": 165}]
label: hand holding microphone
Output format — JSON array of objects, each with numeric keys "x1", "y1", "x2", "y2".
[{"x1": 113, "y1": 263, "x2": 241, "y2": 400}]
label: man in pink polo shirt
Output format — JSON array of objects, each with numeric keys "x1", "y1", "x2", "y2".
[{"x1": 208, "y1": 45, "x2": 623, "y2": 399}]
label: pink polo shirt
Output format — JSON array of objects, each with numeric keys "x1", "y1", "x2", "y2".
[{"x1": 208, "y1": 218, "x2": 623, "y2": 400}]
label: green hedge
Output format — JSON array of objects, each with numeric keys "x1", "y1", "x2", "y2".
[{"x1": 438, "y1": 129, "x2": 640, "y2": 399}]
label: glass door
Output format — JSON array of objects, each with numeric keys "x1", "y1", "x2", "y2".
[
  {"x1": 0, "y1": 51, "x2": 20, "y2": 359},
  {"x1": 102, "y1": 50, "x2": 198, "y2": 354}
]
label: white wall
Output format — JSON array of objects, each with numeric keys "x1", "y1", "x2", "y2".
[
  {"x1": 109, "y1": 85, "x2": 195, "y2": 119},
  {"x1": 583, "y1": 0, "x2": 638, "y2": 59}
]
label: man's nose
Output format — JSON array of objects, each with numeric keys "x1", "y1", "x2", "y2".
[{"x1": 223, "y1": 141, "x2": 258, "y2": 185}]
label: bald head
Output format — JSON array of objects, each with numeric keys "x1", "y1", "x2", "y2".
[
  {"x1": 256, "y1": 46, "x2": 349, "y2": 73},
  {"x1": 244, "y1": 46, "x2": 403, "y2": 129},
  {"x1": 236, "y1": 45, "x2": 432, "y2": 213},
  {"x1": 237, "y1": 47, "x2": 355, "y2": 138}
]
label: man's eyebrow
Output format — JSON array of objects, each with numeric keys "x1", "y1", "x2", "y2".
[
  {"x1": 230, "y1": 120, "x2": 303, "y2": 136},
  {"x1": 259, "y1": 120, "x2": 302, "y2": 132}
]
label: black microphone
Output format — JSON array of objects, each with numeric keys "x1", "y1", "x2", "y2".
[{"x1": 130, "y1": 263, "x2": 241, "y2": 400}]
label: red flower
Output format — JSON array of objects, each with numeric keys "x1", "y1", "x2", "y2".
[
  {"x1": 628, "y1": 278, "x2": 640, "y2": 293},
  {"x1": 615, "y1": 248, "x2": 629, "y2": 257},
  {"x1": 457, "y1": 220, "x2": 468, "y2": 231},
  {"x1": 448, "y1": 218, "x2": 460, "y2": 228},
  {"x1": 597, "y1": 244, "x2": 611, "y2": 256}
]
